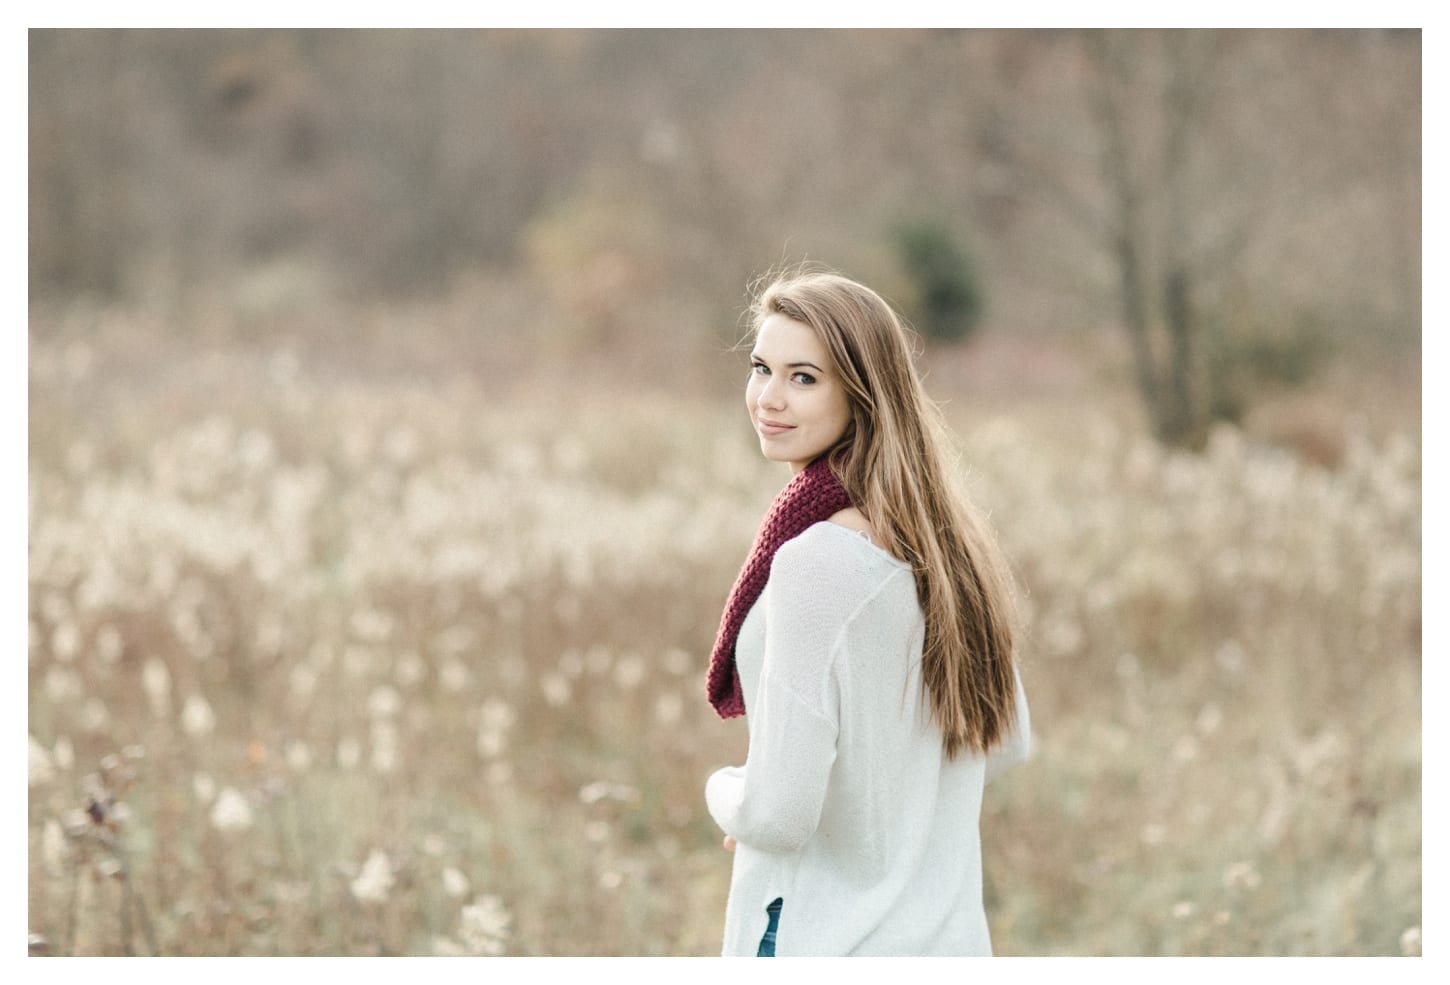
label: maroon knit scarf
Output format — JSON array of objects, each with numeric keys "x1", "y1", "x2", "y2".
[{"x1": 706, "y1": 455, "x2": 854, "y2": 718}]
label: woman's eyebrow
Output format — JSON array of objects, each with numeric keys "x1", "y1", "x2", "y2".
[{"x1": 751, "y1": 353, "x2": 824, "y2": 372}]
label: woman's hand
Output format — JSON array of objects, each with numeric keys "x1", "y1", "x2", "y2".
[{"x1": 723, "y1": 835, "x2": 737, "y2": 851}]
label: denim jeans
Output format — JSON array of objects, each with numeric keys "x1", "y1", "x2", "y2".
[{"x1": 756, "y1": 898, "x2": 783, "y2": 957}]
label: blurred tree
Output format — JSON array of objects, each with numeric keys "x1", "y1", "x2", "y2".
[
  {"x1": 892, "y1": 217, "x2": 985, "y2": 345},
  {"x1": 1199, "y1": 300, "x2": 1331, "y2": 425},
  {"x1": 29, "y1": 30, "x2": 132, "y2": 300},
  {"x1": 1086, "y1": 29, "x2": 1218, "y2": 447},
  {"x1": 983, "y1": 29, "x2": 1418, "y2": 450},
  {"x1": 26, "y1": 26, "x2": 1417, "y2": 379}
]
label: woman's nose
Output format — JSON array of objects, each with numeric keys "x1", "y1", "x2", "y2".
[{"x1": 757, "y1": 377, "x2": 786, "y2": 410}]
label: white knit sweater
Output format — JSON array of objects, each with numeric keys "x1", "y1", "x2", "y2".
[{"x1": 705, "y1": 521, "x2": 1031, "y2": 957}]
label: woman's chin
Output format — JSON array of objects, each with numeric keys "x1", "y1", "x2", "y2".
[{"x1": 758, "y1": 442, "x2": 795, "y2": 464}]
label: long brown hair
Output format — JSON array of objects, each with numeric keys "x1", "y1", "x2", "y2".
[{"x1": 747, "y1": 266, "x2": 1019, "y2": 757}]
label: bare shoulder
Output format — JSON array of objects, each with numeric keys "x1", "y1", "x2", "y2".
[
  {"x1": 827, "y1": 506, "x2": 874, "y2": 539},
  {"x1": 823, "y1": 507, "x2": 903, "y2": 561}
]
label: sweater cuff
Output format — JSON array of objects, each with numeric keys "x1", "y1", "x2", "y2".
[{"x1": 705, "y1": 766, "x2": 746, "y2": 834}]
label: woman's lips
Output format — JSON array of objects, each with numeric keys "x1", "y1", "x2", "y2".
[{"x1": 757, "y1": 419, "x2": 795, "y2": 436}]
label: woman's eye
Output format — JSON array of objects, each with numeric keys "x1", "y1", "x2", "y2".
[
  {"x1": 793, "y1": 372, "x2": 816, "y2": 385},
  {"x1": 751, "y1": 363, "x2": 769, "y2": 376}
]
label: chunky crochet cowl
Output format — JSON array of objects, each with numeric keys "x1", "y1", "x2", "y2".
[{"x1": 706, "y1": 455, "x2": 854, "y2": 718}]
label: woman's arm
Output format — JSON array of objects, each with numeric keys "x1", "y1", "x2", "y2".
[
  {"x1": 704, "y1": 531, "x2": 849, "y2": 853},
  {"x1": 704, "y1": 677, "x2": 837, "y2": 852}
]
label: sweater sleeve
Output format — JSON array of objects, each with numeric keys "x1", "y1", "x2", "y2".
[
  {"x1": 704, "y1": 531, "x2": 853, "y2": 853},
  {"x1": 985, "y1": 666, "x2": 1032, "y2": 784},
  {"x1": 704, "y1": 679, "x2": 837, "y2": 852}
]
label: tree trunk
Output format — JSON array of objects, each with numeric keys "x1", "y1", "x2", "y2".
[{"x1": 1162, "y1": 266, "x2": 1199, "y2": 446}]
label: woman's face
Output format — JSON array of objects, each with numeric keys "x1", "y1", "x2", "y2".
[{"x1": 747, "y1": 313, "x2": 853, "y2": 474}]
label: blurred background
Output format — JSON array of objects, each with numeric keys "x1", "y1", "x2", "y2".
[{"x1": 28, "y1": 28, "x2": 1421, "y2": 956}]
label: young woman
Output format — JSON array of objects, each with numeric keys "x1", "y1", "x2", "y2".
[{"x1": 704, "y1": 268, "x2": 1031, "y2": 957}]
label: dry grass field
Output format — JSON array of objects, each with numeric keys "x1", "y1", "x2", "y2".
[{"x1": 27, "y1": 310, "x2": 1421, "y2": 957}]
